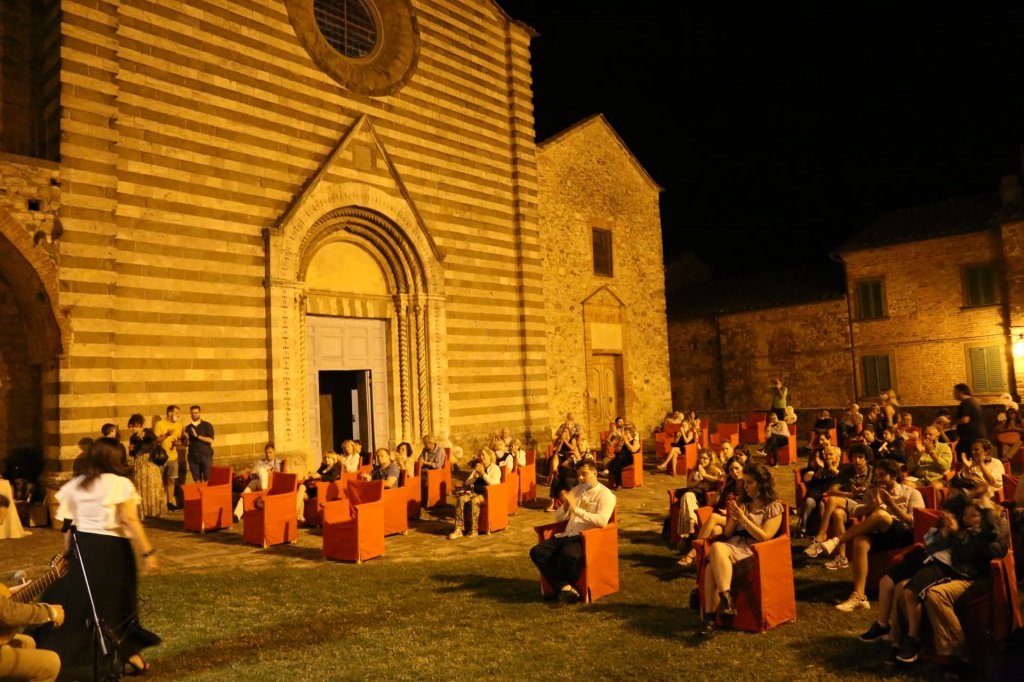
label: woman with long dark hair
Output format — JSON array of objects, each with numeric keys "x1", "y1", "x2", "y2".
[
  {"x1": 33, "y1": 437, "x2": 161, "y2": 677},
  {"x1": 697, "y1": 463, "x2": 785, "y2": 636}
]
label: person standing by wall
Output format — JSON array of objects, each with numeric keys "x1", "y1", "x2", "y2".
[
  {"x1": 152, "y1": 405, "x2": 185, "y2": 511},
  {"x1": 953, "y1": 384, "x2": 985, "y2": 458},
  {"x1": 769, "y1": 379, "x2": 788, "y2": 422},
  {"x1": 184, "y1": 405, "x2": 215, "y2": 483}
]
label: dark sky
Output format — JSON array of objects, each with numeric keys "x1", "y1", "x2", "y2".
[{"x1": 498, "y1": 1, "x2": 1024, "y2": 286}]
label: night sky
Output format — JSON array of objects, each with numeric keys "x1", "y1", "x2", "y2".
[{"x1": 498, "y1": 1, "x2": 1024, "y2": 287}]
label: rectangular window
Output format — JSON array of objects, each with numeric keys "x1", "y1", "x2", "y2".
[
  {"x1": 856, "y1": 279, "x2": 886, "y2": 320},
  {"x1": 862, "y1": 354, "x2": 893, "y2": 397},
  {"x1": 967, "y1": 345, "x2": 1005, "y2": 393},
  {"x1": 963, "y1": 264, "x2": 999, "y2": 307},
  {"x1": 592, "y1": 228, "x2": 613, "y2": 277}
]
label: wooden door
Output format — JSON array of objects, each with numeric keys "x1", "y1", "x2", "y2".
[{"x1": 589, "y1": 354, "x2": 624, "y2": 429}]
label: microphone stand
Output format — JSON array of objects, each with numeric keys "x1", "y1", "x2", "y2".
[{"x1": 63, "y1": 520, "x2": 122, "y2": 681}]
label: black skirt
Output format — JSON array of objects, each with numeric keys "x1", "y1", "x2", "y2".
[{"x1": 32, "y1": 532, "x2": 161, "y2": 680}]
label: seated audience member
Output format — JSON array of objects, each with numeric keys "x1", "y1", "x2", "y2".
[
  {"x1": 859, "y1": 426, "x2": 883, "y2": 459},
  {"x1": 896, "y1": 412, "x2": 917, "y2": 442},
  {"x1": 870, "y1": 498, "x2": 1007, "y2": 671},
  {"x1": 994, "y1": 407, "x2": 1024, "y2": 464},
  {"x1": 804, "y1": 430, "x2": 832, "y2": 461},
  {"x1": 655, "y1": 411, "x2": 676, "y2": 434},
  {"x1": 906, "y1": 426, "x2": 952, "y2": 488},
  {"x1": 233, "y1": 442, "x2": 283, "y2": 521},
  {"x1": 672, "y1": 449, "x2": 722, "y2": 546},
  {"x1": 810, "y1": 410, "x2": 834, "y2": 439},
  {"x1": 419, "y1": 433, "x2": 448, "y2": 499},
  {"x1": 730, "y1": 444, "x2": 749, "y2": 467},
  {"x1": 763, "y1": 412, "x2": 790, "y2": 467},
  {"x1": 877, "y1": 427, "x2": 907, "y2": 465},
  {"x1": 546, "y1": 444, "x2": 584, "y2": 513},
  {"x1": 0, "y1": 575, "x2": 64, "y2": 682},
  {"x1": 497, "y1": 438, "x2": 526, "y2": 473},
  {"x1": 657, "y1": 418, "x2": 697, "y2": 472},
  {"x1": 812, "y1": 458, "x2": 925, "y2": 611},
  {"x1": 606, "y1": 422, "x2": 640, "y2": 490},
  {"x1": 805, "y1": 445, "x2": 874, "y2": 567},
  {"x1": 552, "y1": 412, "x2": 581, "y2": 461},
  {"x1": 864, "y1": 404, "x2": 882, "y2": 432},
  {"x1": 678, "y1": 455, "x2": 743, "y2": 566},
  {"x1": 448, "y1": 448, "x2": 502, "y2": 539},
  {"x1": 686, "y1": 410, "x2": 702, "y2": 441},
  {"x1": 838, "y1": 403, "x2": 864, "y2": 444},
  {"x1": 880, "y1": 390, "x2": 899, "y2": 430},
  {"x1": 296, "y1": 450, "x2": 343, "y2": 523},
  {"x1": 394, "y1": 442, "x2": 417, "y2": 479},
  {"x1": 436, "y1": 431, "x2": 453, "y2": 450},
  {"x1": 529, "y1": 460, "x2": 616, "y2": 606},
  {"x1": 361, "y1": 448, "x2": 400, "y2": 489},
  {"x1": 697, "y1": 463, "x2": 785, "y2": 636},
  {"x1": 932, "y1": 409, "x2": 956, "y2": 443},
  {"x1": 335, "y1": 440, "x2": 361, "y2": 474},
  {"x1": 796, "y1": 446, "x2": 841, "y2": 538},
  {"x1": 960, "y1": 439, "x2": 1003, "y2": 499}
]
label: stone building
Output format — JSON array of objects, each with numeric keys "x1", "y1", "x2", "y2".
[
  {"x1": 671, "y1": 189, "x2": 1024, "y2": 412},
  {"x1": 0, "y1": 0, "x2": 670, "y2": 474}
]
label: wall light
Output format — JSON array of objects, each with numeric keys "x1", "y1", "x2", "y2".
[{"x1": 1014, "y1": 334, "x2": 1024, "y2": 358}]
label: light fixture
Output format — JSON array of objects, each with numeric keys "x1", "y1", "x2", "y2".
[{"x1": 1014, "y1": 333, "x2": 1024, "y2": 358}]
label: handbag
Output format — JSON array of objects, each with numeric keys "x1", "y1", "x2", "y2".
[{"x1": 149, "y1": 446, "x2": 169, "y2": 467}]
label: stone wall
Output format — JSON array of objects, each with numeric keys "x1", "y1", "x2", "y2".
[
  {"x1": 843, "y1": 230, "x2": 1007, "y2": 405},
  {"x1": 668, "y1": 316, "x2": 720, "y2": 411},
  {"x1": 537, "y1": 116, "x2": 671, "y2": 442}
]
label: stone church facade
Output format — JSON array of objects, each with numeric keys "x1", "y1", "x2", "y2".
[{"x1": 0, "y1": 0, "x2": 670, "y2": 474}]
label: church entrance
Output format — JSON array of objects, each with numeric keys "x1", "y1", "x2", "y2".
[
  {"x1": 306, "y1": 316, "x2": 391, "y2": 457},
  {"x1": 588, "y1": 354, "x2": 624, "y2": 429}
]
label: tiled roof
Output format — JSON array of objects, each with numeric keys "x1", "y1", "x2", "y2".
[
  {"x1": 668, "y1": 278, "x2": 846, "y2": 321},
  {"x1": 835, "y1": 194, "x2": 1003, "y2": 254}
]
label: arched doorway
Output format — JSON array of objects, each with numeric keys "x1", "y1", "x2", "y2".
[
  {"x1": 267, "y1": 185, "x2": 448, "y2": 459},
  {"x1": 0, "y1": 222, "x2": 65, "y2": 468}
]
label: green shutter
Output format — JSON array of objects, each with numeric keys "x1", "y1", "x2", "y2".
[
  {"x1": 877, "y1": 355, "x2": 892, "y2": 392},
  {"x1": 984, "y1": 346, "x2": 1004, "y2": 392},
  {"x1": 871, "y1": 281, "x2": 884, "y2": 318},
  {"x1": 858, "y1": 280, "x2": 884, "y2": 319},
  {"x1": 969, "y1": 347, "x2": 990, "y2": 391},
  {"x1": 965, "y1": 265, "x2": 997, "y2": 307},
  {"x1": 863, "y1": 356, "x2": 878, "y2": 396}
]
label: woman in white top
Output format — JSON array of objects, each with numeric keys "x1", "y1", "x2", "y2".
[
  {"x1": 34, "y1": 437, "x2": 161, "y2": 677},
  {"x1": 448, "y1": 448, "x2": 502, "y2": 539}
]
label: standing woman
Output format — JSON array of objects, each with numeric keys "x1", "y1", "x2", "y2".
[
  {"x1": 698, "y1": 463, "x2": 784, "y2": 636},
  {"x1": 127, "y1": 414, "x2": 164, "y2": 519},
  {"x1": 881, "y1": 390, "x2": 900, "y2": 430},
  {"x1": 34, "y1": 437, "x2": 161, "y2": 677}
]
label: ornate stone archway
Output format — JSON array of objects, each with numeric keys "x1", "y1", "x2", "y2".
[{"x1": 266, "y1": 183, "x2": 447, "y2": 455}]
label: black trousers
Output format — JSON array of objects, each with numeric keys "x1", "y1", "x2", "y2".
[{"x1": 530, "y1": 535, "x2": 585, "y2": 592}]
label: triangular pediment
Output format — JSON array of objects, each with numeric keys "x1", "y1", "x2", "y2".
[
  {"x1": 583, "y1": 285, "x2": 625, "y2": 307},
  {"x1": 273, "y1": 114, "x2": 443, "y2": 263}
]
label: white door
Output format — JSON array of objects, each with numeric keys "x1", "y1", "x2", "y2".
[{"x1": 307, "y1": 316, "x2": 391, "y2": 456}]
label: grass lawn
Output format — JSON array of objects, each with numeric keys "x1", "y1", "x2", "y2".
[{"x1": 3, "y1": 458, "x2": 1012, "y2": 681}]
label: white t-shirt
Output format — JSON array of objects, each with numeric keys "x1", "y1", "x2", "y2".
[{"x1": 55, "y1": 473, "x2": 140, "y2": 538}]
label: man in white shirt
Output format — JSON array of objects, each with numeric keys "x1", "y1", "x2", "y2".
[{"x1": 529, "y1": 460, "x2": 616, "y2": 607}]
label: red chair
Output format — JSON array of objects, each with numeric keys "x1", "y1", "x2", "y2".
[
  {"x1": 500, "y1": 467, "x2": 520, "y2": 516},
  {"x1": 778, "y1": 423, "x2": 798, "y2": 465},
  {"x1": 302, "y1": 477, "x2": 350, "y2": 527},
  {"x1": 1003, "y1": 474, "x2": 1018, "y2": 503},
  {"x1": 242, "y1": 472, "x2": 299, "y2": 548},
  {"x1": 534, "y1": 508, "x2": 619, "y2": 603},
  {"x1": 419, "y1": 455, "x2": 453, "y2": 508},
  {"x1": 620, "y1": 439, "x2": 644, "y2": 488},
  {"x1": 404, "y1": 469, "x2": 422, "y2": 520},
  {"x1": 656, "y1": 423, "x2": 682, "y2": 460},
  {"x1": 709, "y1": 434, "x2": 731, "y2": 458},
  {"x1": 739, "y1": 412, "x2": 767, "y2": 446},
  {"x1": 794, "y1": 469, "x2": 807, "y2": 511},
  {"x1": 699, "y1": 419, "x2": 709, "y2": 449},
  {"x1": 182, "y1": 466, "x2": 234, "y2": 533},
  {"x1": 694, "y1": 504, "x2": 795, "y2": 632},
  {"x1": 667, "y1": 493, "x2": 716, "y2": 547},
  {"x1": 716, "y1": 423, "x2": 740, "y2": 446},
  {"x1": 519, "y1": 450, "x2": 538, "y2": 503},
  {"x1": 322, "y1": 479, "x2": 385, "y2": 563},
  {"x1": 479, "y1": 480, "x2": 512, "y2": 534},
  {"x1": 862, "y1": 507, "x2": 940, "y2": 595},
  {"x1": 672, "y1": 443, "x2": 698, "y2": 477},
  {"x1": 381, "y1": 476, "x2": 410, "y2": 537}
]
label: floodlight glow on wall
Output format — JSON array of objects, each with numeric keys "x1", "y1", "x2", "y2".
[{"x1": 1014, "y1": 334, "x2": 1024, "y2": 358}]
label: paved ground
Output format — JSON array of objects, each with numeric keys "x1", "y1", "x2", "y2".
[{"x1": 0, "y1": 452, "x2": 800, "y2": 580}]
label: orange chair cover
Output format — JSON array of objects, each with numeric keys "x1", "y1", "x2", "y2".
[
  {"x1": 533, "y1": 508, "x2": 619, "y2": 603},
  {"x1": 182, "y1": 465, "x2": 234, "y2": 532},
  {"x1": 322, "y1": 479, "x2": 385, "y2": 563},
  {"x1": 242, "y1": 472, "x2": 299, "y2": 548}
]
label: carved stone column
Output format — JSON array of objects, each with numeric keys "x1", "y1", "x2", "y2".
[
  {"x1": 395, "y1": 297, "x2": 413, "y2": 440},
  {"x1": 414, "y1": 301, "x2": 430, "y2": 435}
]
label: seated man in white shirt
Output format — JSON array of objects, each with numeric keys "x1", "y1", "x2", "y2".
[
  {"x1": 233, "y1": 442, "x2": 283, "y2": 521},
  {"x1": 529, "y1": 460, "x2": 616, "y2": 607}
]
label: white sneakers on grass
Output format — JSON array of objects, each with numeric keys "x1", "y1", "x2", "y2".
[{"x1": 835, "y1": 593, "x2": 869, "y2": 611}]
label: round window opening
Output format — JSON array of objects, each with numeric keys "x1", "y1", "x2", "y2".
[{"x1": 313, "y1": 0, "x2": 379, "y2": 60}]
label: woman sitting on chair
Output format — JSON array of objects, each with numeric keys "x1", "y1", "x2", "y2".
[
  {"x1": 672, "y1": 449, "x2": 722, "y2": 549},
  {"x1": 606, "y1": 422, "x2": 640, "y2": 490},
  {"x1": 546, "y1": 443, "x2": 584, "y2": 513},
  {"x1": 296, "y1": 450, "x2": 342, "y2": 523},
  {"x1": 698, "y1": 463, "x2": 784, "y2": 636},
  {"x1": 677, "y1": 455, "x2": 743, "y2": 566},
  {"x1": 657, "y1": 418, "x2": 697, "y2": 473},
  {"x1": 994, "y1": 408, "x2": 1024, "y2": 465},
  {"x1": 795, "y1": 445, "x2": 841, "y2": 538}
]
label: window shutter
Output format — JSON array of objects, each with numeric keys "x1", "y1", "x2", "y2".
[
  {"x1": 877, "y1": 355, "x2": 891, "y2": 392},
  {"x1": 984, "y1": 346, "x2": 1004, "y2": 392},
  {"x1": 863, "y1": 356, "x2": 878, "y2": 396},
  {"x1": 871, "y1": 282, "x2": 884, "y2": 318},
  {"x1": 969, "y1": 347, "x2": 988, "y2": 391}
]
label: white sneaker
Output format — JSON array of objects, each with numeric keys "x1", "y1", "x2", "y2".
[
  {"x1": 447, "y1": 529, "x2": 463, "y2": 540},
  {"x1": 819, "y1": 536, "x2": 840, "y2": 557},
  {"x1": 824, "y1": 555, "x2": 849, "y2": 570},
  {"x1": 804, "y1": 540, "x2": 824, "y2": 557},
  {"x1": 835, "y1": 593, "x2": 870, "y2": 612}
]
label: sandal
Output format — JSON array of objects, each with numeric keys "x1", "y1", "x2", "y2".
[
  {"x1": 124, "y1": 656, "x2": 150, "y2": 676},
  {"x1": 677, "y1": 552, "x2": 695, "y2": 567}
]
